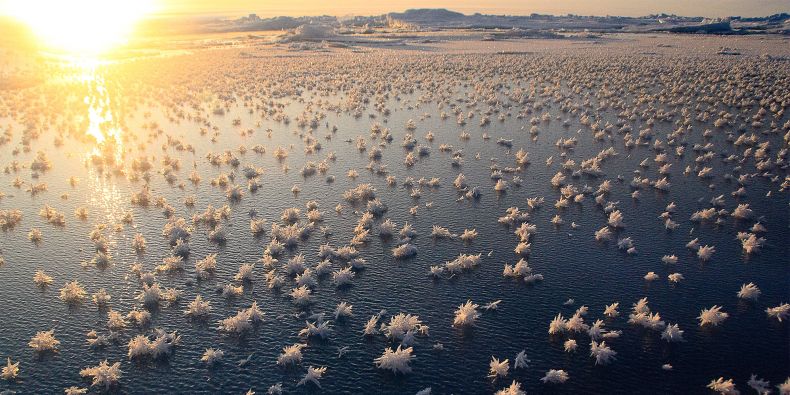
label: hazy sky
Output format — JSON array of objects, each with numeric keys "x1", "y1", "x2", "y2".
[
  {"x1": 156, "y1": 0, "x2": 788, "y2": 18},
  {"x1": 0, "y1": 0, "x2": 786, "y2": 19}
]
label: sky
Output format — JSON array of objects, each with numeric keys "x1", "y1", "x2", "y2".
[
  {"x1": 0, "y1": 0, "x2": 787, "y2": 20},
  {"x1": 153, "y1": 0, "x2": 788, "y2": 18}
]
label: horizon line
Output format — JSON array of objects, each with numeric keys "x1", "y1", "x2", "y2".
[{"x1": 138, "y1": 7, "x2": 789, "y2": 21}]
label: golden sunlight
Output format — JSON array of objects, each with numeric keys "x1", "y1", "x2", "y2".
[{"x1": 4, "y1": 0, "x2": 155, "y2": 55}]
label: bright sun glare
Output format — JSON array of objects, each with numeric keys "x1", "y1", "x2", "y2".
[{"x1": 4, "y1": 0, "x2": 155, "y2": 55}]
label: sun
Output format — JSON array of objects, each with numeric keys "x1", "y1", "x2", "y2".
[{"x1": 3, "y1": 0, "x2": 156, "y2": 56}]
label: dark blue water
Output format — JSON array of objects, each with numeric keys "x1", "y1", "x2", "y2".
[{"x1": 0, "y1": 51, "x2": 788, "y2": 394}]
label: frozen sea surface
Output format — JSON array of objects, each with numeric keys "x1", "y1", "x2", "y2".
[{"x1": 0, "y1": 33, "x2": 788, "y2": 394}]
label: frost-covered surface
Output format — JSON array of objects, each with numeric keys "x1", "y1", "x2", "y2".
[{"x1": 0, "y1": 32, "x2": 788, "y2": 394}]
